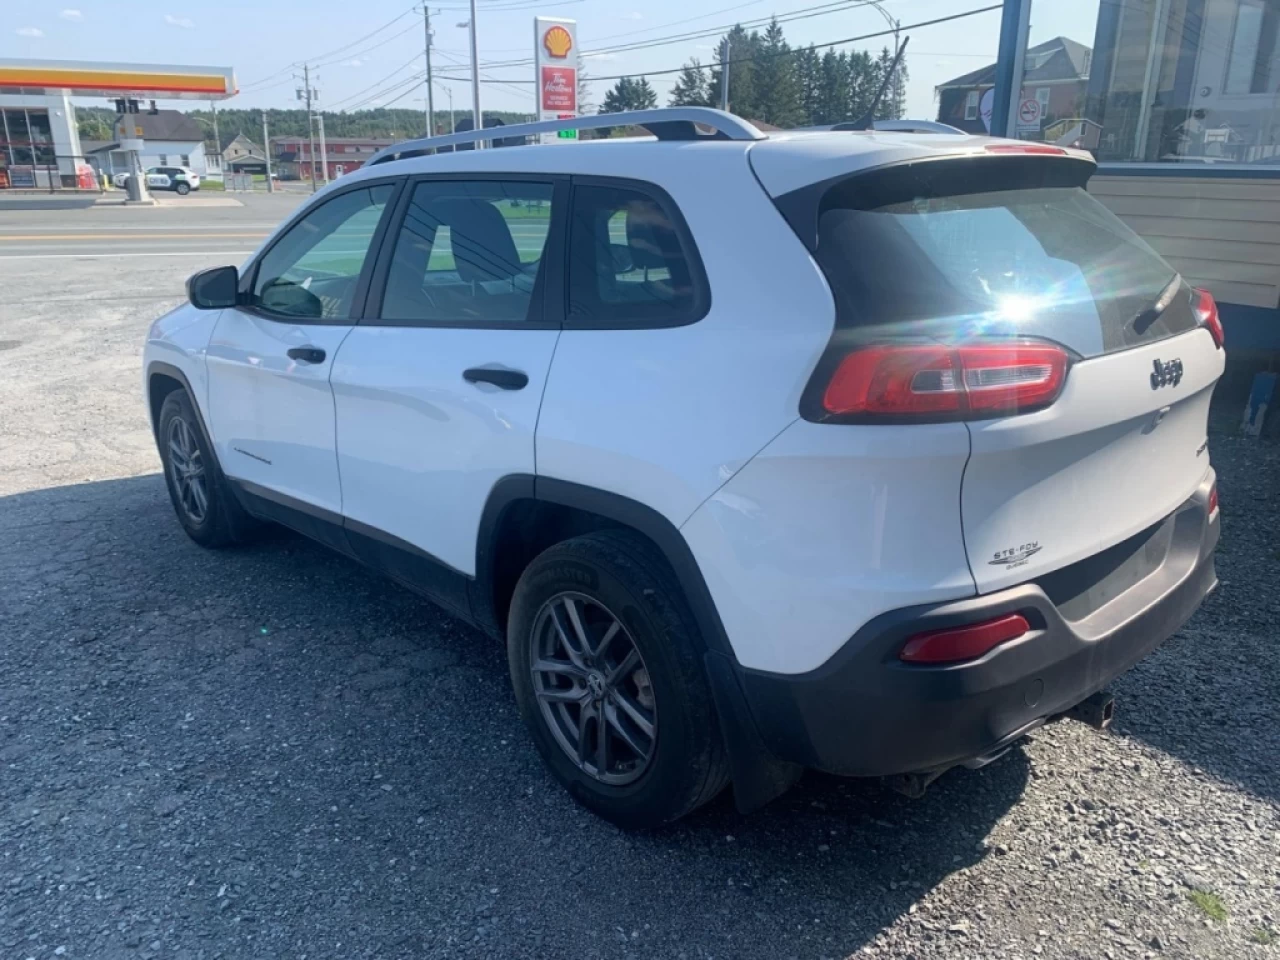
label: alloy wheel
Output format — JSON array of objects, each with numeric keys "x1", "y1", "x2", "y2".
[
  {"x1": 530, "y1": 592, "x2": 657, "y2": 786},
  {"x1": 167, "y1": 416, "x2": 208, "y2": 523}
]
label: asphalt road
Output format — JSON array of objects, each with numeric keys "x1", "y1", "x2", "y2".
[
  {"x1": 0, "y1": 193, "x2": 304, "y2": 262},
  {"x1": 0, "y1": 203, "x2": 1277, "y2": 960}
]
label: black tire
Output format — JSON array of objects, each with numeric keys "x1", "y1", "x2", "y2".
[
  {"x1": 508, "y1": 530, "x2": 730, "y2": 828},
  {"x1": 175, "y1": 182, "x2": 191, "y2": 196},
  {"x1": 157, "y1": 389, "x2": 256, "y2": 547}
]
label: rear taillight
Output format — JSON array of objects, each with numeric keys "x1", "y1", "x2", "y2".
[
  {"x1": 1208, "y1": 482, "x2": 1219, "y2": 518},
  {"x1": 1193, "y1": 287, "x2": 1224, "y2": 349},
  {"x1": 899, "y1": 613, "x2": 1031, "y2": 664},
  {"x1": 821, "y1": 341, "x2": 1070, "y2": 421},
  {"x1": 984, "y1": 143, "x2": 1068, "y2": 156}
]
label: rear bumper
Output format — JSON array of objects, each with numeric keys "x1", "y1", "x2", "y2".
[{"x1": 729, "y1": 475, "x2": 1219, "y2": 778}]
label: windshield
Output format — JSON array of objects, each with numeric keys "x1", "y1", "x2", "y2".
[{"x1": 814, "y1": 171, "x2": 1197, "y2": 358}]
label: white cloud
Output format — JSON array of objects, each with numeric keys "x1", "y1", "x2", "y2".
[
  {"x1": 16, "y1": 26, "x2": 44, "y2": 37},
  {"x1": 59, "y1": 8, "x2": 83, "y2": 20},
  {"x1": 164, "y1": 14, "x2": 194, "y2": 28},
  {"x1": 342, "y1": 58, "x2": 364, "y2": 68},
  {"x1": 619, "y1": 11, "x2": 643, "y2": 19}
]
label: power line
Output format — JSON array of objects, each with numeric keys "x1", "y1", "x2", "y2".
[
  {"x1": 432, "y1": 5, "x2": 1002, "y2": 86},
  {"x1": 239, "y1": 6, "x2": 417, "y2": 88}
]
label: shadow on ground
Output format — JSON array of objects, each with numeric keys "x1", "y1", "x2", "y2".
[{"x1": 0, "y1": 474, "x2": 1030, "y2": 959}]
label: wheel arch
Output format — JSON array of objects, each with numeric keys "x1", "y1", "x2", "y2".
[
  {"x1": 147, "y1": 362, "x2": 214, "y2": 454},
  {"x1": 473, "y1": 476, "x2": 734, "y2": 660}
]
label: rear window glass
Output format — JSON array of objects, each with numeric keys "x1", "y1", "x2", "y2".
[{"x1": 813, "y1": 165, "x2": 1195, "y2": 358}]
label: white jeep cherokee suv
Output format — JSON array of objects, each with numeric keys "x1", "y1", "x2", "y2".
[{"x1": 143, "y1": 109, "x2": 1223, "y2": 827}]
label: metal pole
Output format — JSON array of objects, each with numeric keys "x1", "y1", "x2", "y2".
[
  {"x1": 720, "y1": 38, "x2": 730, "y2": 112},
  {"x1": 211, "y1": 100, "x2": 220, "y2": 159},
  {"x1": 468, "y1": 0, "x2": 482, "y2": 146},
  {"x1": 448, "y1": 86, "x2": 455, "y2": 133},
  {"x1": 318, "y1": 113, "x2": 329, "y2": 185},
  {"x1": 423, "y1": 6, "x2": 436, "y2": 136},
  {"x1": 262, "y1": 111, "x2": 274, "y2": 193},
  {"x1": 304, "y1": 64, "x2": 317, "y2": 193}
]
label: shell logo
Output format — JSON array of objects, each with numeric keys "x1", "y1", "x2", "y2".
[{"x1": 543, "y1": 25, "x2": 573, "y2": 59}]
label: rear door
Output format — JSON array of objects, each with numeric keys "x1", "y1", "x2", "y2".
[
  {"x1": 330, "y1": 175, "x2": 565, "y2": 601},
  {"x1": 782, "y1": 150, "x2": 1225, "y2": 591}
]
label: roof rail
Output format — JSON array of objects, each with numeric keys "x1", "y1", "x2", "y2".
[{"x1": 366, "y1": 107, "x2": 765, "y2": 166}]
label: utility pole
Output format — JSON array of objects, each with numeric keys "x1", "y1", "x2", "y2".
[
  {"x1": 421, "y1": 6, "x2": 436, "y2": 136},
  {"x1": 468, "y1": 0, "x2": 482, "y2": 146},
  {"x1": 317, "y1": 113, "x2": 329, "y2": 185},
  {"x1": 298, "y1": 63, "x2": 317, "y2": 193},
  {"x1": 719, "y1": 37, "x2": 730, "y2": 112},
  {"x1": 210, "y1": 99, "x2": 220, "y2": 163},
  {"x1": 262, "y1": 111, "x2": 274, "y2": 193}
]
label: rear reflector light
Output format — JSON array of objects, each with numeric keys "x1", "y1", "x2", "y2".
[
  {"x1": 1193, "y1": 287, "x2": 1224, "y2": 349},
  {"x1": 984, "y1": 143, "x2": 1068, "y2": 156},
  {"x1": 900, "y1": 613, "x2": 1031, "y2": 665},
  {"x1": 822, "y1": 341, "x2": 1069, "y2": 420},
  {"x1": 1208, "y1": 482, "x2": 1219, "y2": 517}
]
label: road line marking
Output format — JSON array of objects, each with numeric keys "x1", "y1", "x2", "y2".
[{"x1": 0, "y1": 250, "x2": 255, "y2": 261}]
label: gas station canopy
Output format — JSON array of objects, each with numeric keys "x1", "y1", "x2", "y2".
[{"x1": 0, "y1": 59, "x2": 236, "y2": 100}]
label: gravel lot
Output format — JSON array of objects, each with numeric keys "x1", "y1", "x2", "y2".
[{"x1": 1, "y1": 227, "x2": 1277, "y2": 960}]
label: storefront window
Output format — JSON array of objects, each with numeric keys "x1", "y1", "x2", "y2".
[
  {"x1": 1089, "y1": 0, "x2": 1280, "y2": 165},
  {"x1": 0, "y1": 107, "x2": 55, "y2": 188}
]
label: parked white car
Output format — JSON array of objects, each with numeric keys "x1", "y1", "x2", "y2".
[{"x1": 143, "y1": 108, "x2": 1224, "y2": 827}]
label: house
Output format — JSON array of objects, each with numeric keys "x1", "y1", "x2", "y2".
[
  {"x1": 221, "y1": 133, "x2": 268, "y2": 175},
  {"x1": 935, "y1": 36, "x2": 1092, "y2": 137},
  {"x1": 270, "y1": 135, "x2": 395, "y2": 182},
  {"x1": 81, "y1": 109, "x2": 215, "y2": 178}
]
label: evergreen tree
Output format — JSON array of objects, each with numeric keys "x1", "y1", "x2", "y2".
[
  {"x1": 847, "y1": 50, "x2": 879, "y2": 121},
  {"x1": 795, "y1": 45, "x2": 823, "y2": 126},
  {"x1": 708, "y1": 25, "x2": 761, "y2": 119},
  {"x1": 873, "y1": 47, "x2": 908, "y2": 120},
  {"x1": 819, "y1": 50, "x2": 852, "y2": 124},
  {"x1": 752, "y1": 18, "x2": 805, "y2": 128},
  {"x1": 669, "y1": 59, "x2": 711, "y2": 107},
  {"x1": 577, "y1": 57, "x2": 593, "y2": 114},
  {"x1": 600, "y1": 76, "x2": 657, "y2": 114}
]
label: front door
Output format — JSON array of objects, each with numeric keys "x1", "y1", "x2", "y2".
[
  {"x1": 330, "y1": 176, "x2": 565, "y2": 609},
  {"x1": 206, "y1": 181, "x2": 399, "y2": 521}
]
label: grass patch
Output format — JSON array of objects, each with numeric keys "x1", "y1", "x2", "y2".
[
  {"x1": 1251, "y1": 928, "x2": 1277, "y2": 945},
  {"x1": 1187, "y1": 890, "x2": 1228, "y2": 922}
]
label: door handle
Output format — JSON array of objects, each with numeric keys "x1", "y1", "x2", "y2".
[
  {"x1": 287, "y1": 346, "x2": 326, "y2": 364},
  {"x1": 463, "y1": 367, "x2": 528, "y2": 390}
]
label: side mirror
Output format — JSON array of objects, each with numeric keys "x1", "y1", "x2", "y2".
[
  {"x1": 186, "y1": 264, "x2": 239, "y2": 309},
  {"x1": 187, "y1": 265, "x2": 239, "y2": 310}
]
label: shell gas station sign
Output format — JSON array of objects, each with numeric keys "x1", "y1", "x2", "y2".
[{"x1": 534, "y1": 18, "x2": 577, "y2": 143}]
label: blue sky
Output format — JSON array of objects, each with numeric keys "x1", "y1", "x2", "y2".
[{"x1": 2, "y1": 0, "x2": 1100, "y2": 122}]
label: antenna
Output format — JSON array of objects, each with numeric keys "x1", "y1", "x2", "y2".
[{"x1": 845, "y1": 35, "x2": 910, "y2": 132}]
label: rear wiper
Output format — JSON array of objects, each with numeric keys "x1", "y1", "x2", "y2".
[{"x1": 1131, "y1": 275, "x2": 1182, "y2": 335}]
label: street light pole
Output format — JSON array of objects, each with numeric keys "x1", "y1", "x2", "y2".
[
  {"x1": 421, "y1": 6, "x2": 436, "y2": 136},
  {"x1": 867, "y1": 1, "x2": 903, "y2": 119}
]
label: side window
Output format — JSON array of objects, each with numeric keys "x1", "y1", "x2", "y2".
[
  {"x1": 251, "y1": 183, "x2": 394, "y2": 321},
  {"x1": 378, "y1": 179, "x2": 554, "y2": 324},
  {"x1": 567, "y1": 182, "x2": 703, "y2": 327}
]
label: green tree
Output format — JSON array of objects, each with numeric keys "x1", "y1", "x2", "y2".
[
  {"x1": 847, "y1": 50, "x2": 879, "y2": 121},
  {"x1": 708, "y1": 25, "x2": 762, "y2": 119},
  {"x1": 752, "y1": 18, "x2": 805, "y2": 127},
  {"x1": 873, "y1": 46, "x2": 908, "y2": 120},
  {"x1": 818, "y1": 50, "x2": 852, "y2": 124},
  {"x1": 669, "y1": 59, "x2": 711, "y2": 107},
  {"x1": 600, "y1": 76, "x2": 657, "y2": 114},
  {"x1": 794, "y1": 45, "x2": 822, "y2": 126}
]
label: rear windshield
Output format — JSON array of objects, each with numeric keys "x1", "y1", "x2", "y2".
[{"x1": 811, "y1": 159, "x2": 1196, "y2": 358}]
